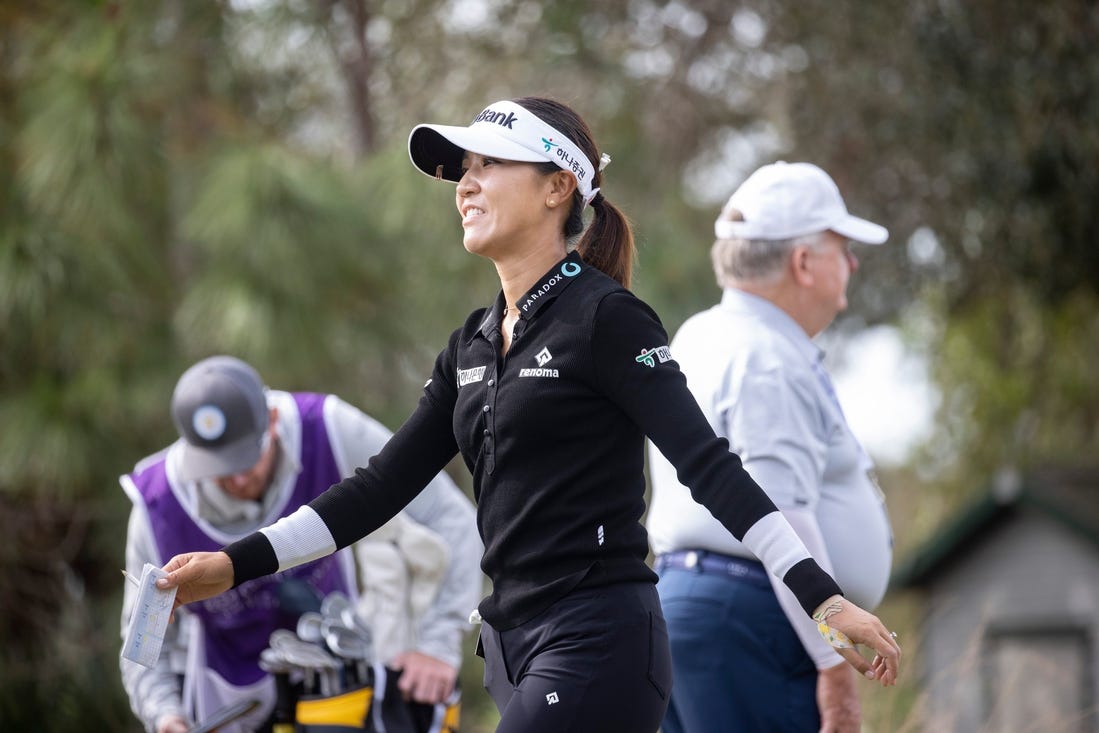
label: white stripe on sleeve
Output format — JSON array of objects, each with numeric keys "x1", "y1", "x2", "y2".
[
  {"x1": 259, "y1": 505, "x2": 338, "y2": 572},
  {"x1": 740, "y1": 510, "x2": 813, "y2": 580}
]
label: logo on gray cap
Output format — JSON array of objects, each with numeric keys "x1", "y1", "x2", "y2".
[{"x1": 191, "y1": 405, "x2": 228, "y2": 441}]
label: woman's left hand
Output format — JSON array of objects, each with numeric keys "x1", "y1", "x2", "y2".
[{"x1": 815, "y1": 594, "x2": 901, "y2": 687}]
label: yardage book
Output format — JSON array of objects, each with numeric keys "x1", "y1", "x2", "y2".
[{"x1": 121, "y1": 563, "x2": 177, "y2": 668}]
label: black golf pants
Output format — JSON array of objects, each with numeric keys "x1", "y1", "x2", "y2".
[{"x1": 478, "y1": 581, "x2": 671, "y2": 733}]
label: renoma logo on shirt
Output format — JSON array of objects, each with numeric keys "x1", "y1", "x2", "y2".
[
  {"x1": 521, "y1": 348, "x2": 558, "y2": 378},
  {"x1": 457, "y1": 365, "x2": 487, "y2": 387},
  {"x1": 635, "y1": 346, "x2": 672, "y2": 368}
]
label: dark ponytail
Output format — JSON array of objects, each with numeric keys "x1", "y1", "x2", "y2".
[{"x1": 514, "y1": 97, "x2": 635, "y2": 289}]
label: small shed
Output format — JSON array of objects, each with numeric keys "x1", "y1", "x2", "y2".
[{"x1": 892, "y1": 468, "x2": 1099, "y2": 732}]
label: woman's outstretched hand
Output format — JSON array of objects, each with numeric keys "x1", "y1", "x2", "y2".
[
  {"x1": 814, "y1": 594, "x2": 902, "y2": 687},
  {"x1": 156, "y1": 551, "x2": 235, "y2": 610}
]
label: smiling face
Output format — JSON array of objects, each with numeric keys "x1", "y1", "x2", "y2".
[{"x1": 455, "y1": 152, "x2": 561, "y2": 259}]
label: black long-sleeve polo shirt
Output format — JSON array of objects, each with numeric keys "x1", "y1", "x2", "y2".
[{"x1": 227, "y1": 251, "x2": 841, "y2": 630}]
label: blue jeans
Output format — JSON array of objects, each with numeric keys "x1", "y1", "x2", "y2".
[{"x1": 657, "y1": 560, "x2": 819, "y2": 733}]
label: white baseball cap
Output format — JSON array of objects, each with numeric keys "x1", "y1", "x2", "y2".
[
  {"x1": 171, "y1": 356, "x2": 269, "y2": 482},
  {"x1": 714, "y1": 161, "x2": 888, "y2": 244},
  {"x1": 408, "y1": 100, "x2": 601, "y2": 205}
]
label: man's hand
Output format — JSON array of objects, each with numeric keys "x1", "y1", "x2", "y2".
[
  {"x1": 817, "y1": 662, "x2": 860, "y2": 733},
  {"x1": 390, "y1": 651, "x2": 458, "y2": 705},
  {"x1": 814, "y1": 595, "x2": 901, "y2": 687},
  {"x1": 157, "y1": 551, "x2": 235, "y2": 611}
]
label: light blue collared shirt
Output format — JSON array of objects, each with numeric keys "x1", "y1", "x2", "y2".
[{"x1": 647, "y1": 288, "x2": 892, "y2": 610}]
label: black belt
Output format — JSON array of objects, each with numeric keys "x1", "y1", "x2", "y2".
[{"x1": 655, "y1": 550, "x2": 771, "y2": 588}]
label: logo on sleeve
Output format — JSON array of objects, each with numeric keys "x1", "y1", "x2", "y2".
[
  {"x1": 457, "y1": 366, "x2": 487, "y2": 387},
  {"x1": 635, "y1": 346, "x2": 672, "y2": 368}
]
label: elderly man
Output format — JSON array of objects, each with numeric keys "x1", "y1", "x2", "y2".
[{"x1": 648, "y1": 162, "x2": 894, "y2": 733}]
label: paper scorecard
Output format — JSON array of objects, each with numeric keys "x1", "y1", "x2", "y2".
[{"x1": 121, "y1": 563, "x2": 177, "y2": 668}]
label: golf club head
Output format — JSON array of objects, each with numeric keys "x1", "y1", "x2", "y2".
[
  {"x1": 268, "y1": 628, "x2": 299, "y2": 651},
  {"x1": 325, "y1": 624, "x2": 370, "y2": 661},
  {"x1": 296, "y1": 611, "x2": 325, "y2": 644},
  {"x1": 341, "y1": 605, "x2": 374, "y2": 640},
  {"x1": 320, "y1": 590, "x2": 352, "y2": 619}
]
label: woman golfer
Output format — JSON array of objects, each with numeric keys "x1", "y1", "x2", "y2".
[{"x1": 158, "y1": 97, "x2": 900, "y2": 733}]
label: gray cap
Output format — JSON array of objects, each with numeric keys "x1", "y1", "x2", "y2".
[{"x1": 170, "y1": 356, "x2": 268, "y2": 482}]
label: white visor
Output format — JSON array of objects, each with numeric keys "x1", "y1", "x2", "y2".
[{"x1": 408, "y1": 100, "x2": 601, "y2": 205}]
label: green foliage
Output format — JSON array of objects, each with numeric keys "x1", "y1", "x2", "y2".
[
  {"x1": 767, "y1": 0, "x2": 1099, "y2": 312},
  {"x1": 757, "y1": 0, "x2": 1099, "y2": 508},
  {"x1": 177, "y1": 142, "x2": 395, "y2": 368},
  {"x1": 914, "y1": 287, "x2": 1099, "y2": 490}
]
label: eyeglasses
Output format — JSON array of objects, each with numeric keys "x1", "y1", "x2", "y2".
[{"x1": 810, "y1": 237, "x2": 857, "y2": 266}]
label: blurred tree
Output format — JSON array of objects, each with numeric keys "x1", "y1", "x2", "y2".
[
  {"x1": 2, "y1": 4, "x2": 188, "y2": 728},
  {"x1": 759, "y1": 0, "x2": 1099, "y2": 492},
  {"x1": 1, "y1": 2, "x2": 409, "y2": 729}
]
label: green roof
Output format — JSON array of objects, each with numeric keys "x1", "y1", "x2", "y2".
[{"x1": 890, "y1": 468, "x2": 1099, "y2": 589}]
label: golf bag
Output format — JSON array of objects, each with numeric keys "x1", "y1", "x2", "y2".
[{"x1": 293, "y1": 666, "x2": 460, "y2": 733}]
